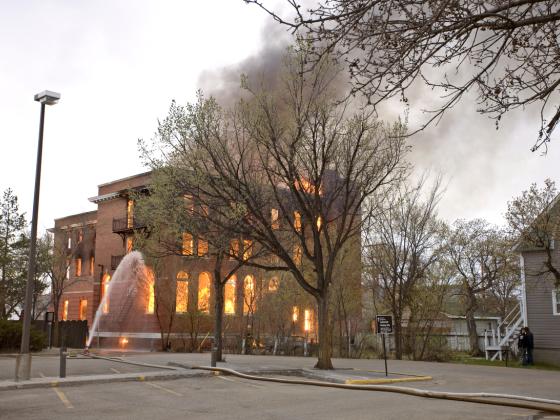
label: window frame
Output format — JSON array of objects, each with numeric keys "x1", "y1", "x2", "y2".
[{"x1": 553, "y1": 289, "x2": 560, "y2": 316}]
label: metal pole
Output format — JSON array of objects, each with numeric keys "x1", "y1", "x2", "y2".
[
  {"x1": 59, "y1": 347, "x2": 67, "y2": 378},
  {"x1": 382, "y1": 333, "x2": 388, "y2": 377},
  {"x1": 15, "y1": 103, "x2": 46, "y2": 381}
]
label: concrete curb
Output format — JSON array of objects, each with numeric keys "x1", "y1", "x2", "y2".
[
  {"x1": 0, "y1": 369, "x2": 211, "y2": 391},
  {"x1": 344, "y1": 376, "x2": 433, "y2": 385},
  {"x1": 168, "y1": 362, "x2": 434, "y2": 386}
]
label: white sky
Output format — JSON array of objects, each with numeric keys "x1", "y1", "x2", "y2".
[{"x1": 1, "y1": 1, "x2": 559, "y2": 233}]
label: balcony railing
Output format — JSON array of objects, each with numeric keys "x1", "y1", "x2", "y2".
[
  {"x1": 111, "y1": 255, "x2": 124, "y2": 271},
  {"x1": 112, "y1": 217, "x2": 146, "y2": 233}
]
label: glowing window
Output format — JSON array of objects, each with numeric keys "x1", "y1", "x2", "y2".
[
  {"x1": 184, "y1": 195, "x2": 194, "y2": 214},
  {"x1": 79, "y1": 299, "x2": 87, "y2": 321},
  {"x1": 67, "y1": 235, "x2": 72, "y2": 249},
  {"x1": 89, "y1": 256, "x2": 95, "y2": 275},
  {"x1": 62, "y1": 300, "x2": 69, "y2": 321},
  {"x1": 292, "y1": 306, "x2": 299, "y2": 322},
  {"x1": 304, "y1": 309, "x2": 313, "y2": 332},
  {"x1": 176, "y1": 271, "x2": 189, "y2": 313},
  {"x1": 294, "y1": 178, "x2": 322, "y2": 195},
  {"x1": 271, "y1": 208, "x2": 279, "y2": 229},
  {"x1": 147, "y1": 283, "x2": 155, "y2": 314},
  {"x1": 230, "y1": 239, "x2": 240, "y2": 260},
  {"x1": 126, "y1": 237, "x2": 133, "y2": 253},
  {"x1": 268, "y1": 277, "x2": 279, "y2": 292},
  {"x1": 127, "y1": 199, "x2": 134, "y2": 228},
  {"x1": 198, "y1": 272, "x2": 211, "y2": 313},
  {"x1": 243, "y1": 240, "x2": 252, "y2": 261},
  {"x1": 316, "y1": 216, "x2": 322, "y2": 231},
  {"x1": 243, "y1": 275, "x2": 256, "y2": 315},
  {"x1": 102, "y1": 274, "x2": 111, "y2": 314},
  {"x1": 66, "y1": 259, "x2": 70, "y2": 279},
  {"x1": 75, "y1": 258, "x2": 82, "y2": 277},
  {"x1": 224, "y1": 276, "x2": 236, "y2": 315},
  {"x1": 198, "y1": 238, "x2": 209, "y2": 257},
  {"x1": 294, "y1": 211, "x2": 302, "y2": 232},
  {"x1": 182, "y1": 232, "x2": 193, "y2": 256},
  {"x1": 293, "y1": 244, "x2": 302, "y2": 265}
]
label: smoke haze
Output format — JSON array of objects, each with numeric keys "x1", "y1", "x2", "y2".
[{"x1": 197, "y1": 24, "x2": 560, "y2": 226}]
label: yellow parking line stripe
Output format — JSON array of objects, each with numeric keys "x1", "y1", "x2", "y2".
[
  {"x1": 144, "y1": 381, "x2": 182, "y2": 397},
  {"x1": 52, "y1": 387, "x2": 74, "y2": 409}
]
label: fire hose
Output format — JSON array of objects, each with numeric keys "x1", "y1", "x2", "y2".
[
  {"x1": 81, "y1": 354, "x2": 560, "y2": 415},
  {"x1": 192, "y1": 365, "x2": 560, "y2": 415}
]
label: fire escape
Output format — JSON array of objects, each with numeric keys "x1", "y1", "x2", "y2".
[{"x1": 484, "y1": 301, "x2": 525, "y2": 361}]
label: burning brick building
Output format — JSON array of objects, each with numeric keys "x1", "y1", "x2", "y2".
[{"x1": 53, "y1": 171, "x2": 361, "y2": 351}]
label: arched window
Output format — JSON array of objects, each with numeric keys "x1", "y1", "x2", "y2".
[
  {"x1": 243, "y1": 275, "x2": 256, "y2": 315},
  {"x1": 304, "y1": 309, "x2": 314, "y2": 332},
  {"x1": 101, "y1": 274, "x2": 111, "y2": 314},
  {"x1": 176, "y1": 271, "x2": 189, "y2": 313},
  {"x1": 268, "y1": 277, "x2": 279, "y2": 292},
  {"x1": 224, "y1": 275, "x2": 236, "y2": 315},
  {"x1": 145, "y1": 267, "x2": 155, "y2": 314},
  {"x1": 198, "y1": 272, "x2": 211, "y2": 313}
]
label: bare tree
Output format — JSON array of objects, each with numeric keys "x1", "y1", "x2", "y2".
[
  {"x1": 447, "y1": 219, "x2": 511, "y2": 356},
  {"x1": 405, "y1": 260, "x2": 452, "y2": 361},
  {"x1": 507, "y1": 179, "x2": 560, "y2": 287},
  {"x1": 140, "y1": 46, "x2": 407, "y2": 369},
  {"x1": 133, "y1": 168, "x2": 265, "y2": 360},
  {"x1": 247, "y1": 0, "x2": 560, "y2": 151},
  {"x1": 365, "y1": 178, "x2": 445, "y2": 359},
  {"x1": 43, "y1": 224, "x2": 93, "y2": 345}
]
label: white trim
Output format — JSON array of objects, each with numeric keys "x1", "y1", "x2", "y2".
[
  {"x1": 520, "y1": 255, "x2": 529, "y2": 326},
  {"x1": 553, "y1": 289, "x2": 560, "y2": 316},
  {"x1": 88, "y1": 192, "x2": 120, "y2": 203}
]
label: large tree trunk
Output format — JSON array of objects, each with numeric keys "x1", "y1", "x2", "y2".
[
  {"x1": 315, "y1": 294, "x2": 333, "y2": 369},
  {"x1": 465, "y1": 293, "x2": 481, "y2": 356},
  {"x1": 213, "y1": 275, "x2": 224, "y2": 362},
  {"x1": 394, "y1": 314, "x2": 403, "y2": 360}
]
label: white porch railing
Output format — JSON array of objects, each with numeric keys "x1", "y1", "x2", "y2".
[{"x1": 484, "y1": 302, "x2": 524, "y2": 361}]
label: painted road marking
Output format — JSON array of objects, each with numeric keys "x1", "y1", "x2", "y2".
[
  {"x1": 144, "y1": 381, "x2": 183, "y2": 396},
  {"x1": 216, "y1": 375, "x2": 264, "y2": 389},
  {"x1": 38, "y1": 372, "x2": 46, "y2": 378},
  {"x1": 110, "y1": 368, "x2": 121, "y2": 374},
  {"x1": 52, "y1": 387, "x2": 74, "y2": 409}
]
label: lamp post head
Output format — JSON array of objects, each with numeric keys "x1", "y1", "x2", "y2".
[{"x1": 34, "y1": 90, "x2": 60, "y2": 105}]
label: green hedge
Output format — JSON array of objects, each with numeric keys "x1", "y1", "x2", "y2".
[{"x1": 0, "y1": 320, "x2": 46, "y2": 351}]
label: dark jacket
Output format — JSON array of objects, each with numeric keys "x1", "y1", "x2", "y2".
[
  {"x1": 518, "y1": 333, "x2": 526, "y2": 349},
  {"x1": 525, "y1": 332, "x2": 534, "y2": 350}
]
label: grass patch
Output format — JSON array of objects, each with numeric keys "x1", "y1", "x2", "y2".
[{"x1": 450, "y1": 352, "x2": 560, "y2": 371}]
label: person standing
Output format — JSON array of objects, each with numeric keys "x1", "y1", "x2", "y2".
[
  {"x1": 525, "y1": 327, "x2": 534, "y2": 365},
  {"x1": 518, "y1": 328, "x2": 527, "y2": 364},
  {"x1": 518, "y1": 327, "x2": 534, "y2": 366}
]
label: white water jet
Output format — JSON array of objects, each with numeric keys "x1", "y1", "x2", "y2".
[{"x1": 87, "y1": 251, "x2": 152, "y2": 348}]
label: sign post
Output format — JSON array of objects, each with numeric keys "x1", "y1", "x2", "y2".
[{"x1": 376, "y1": 315, "x2": 393, "y2": 377}]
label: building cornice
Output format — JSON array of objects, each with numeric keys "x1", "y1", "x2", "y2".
[{"x1": 88, "y1": 192, "x2": 120, "y2": 204}]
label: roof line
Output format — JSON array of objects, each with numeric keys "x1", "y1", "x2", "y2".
[{"x1": 97, "y1": 170, "x2": 152, "y2": 188}]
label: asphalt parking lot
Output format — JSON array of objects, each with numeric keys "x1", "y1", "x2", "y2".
[
  {"x1": 1, "y1": 353, "x2": 559, "y2": 419},
  {"x1": 1, "y1": 373, "x2": 557, "y2": 420}
]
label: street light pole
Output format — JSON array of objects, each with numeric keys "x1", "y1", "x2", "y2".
[{"x1": 15, "y1": 90, "x2": 60, "y2": 381}]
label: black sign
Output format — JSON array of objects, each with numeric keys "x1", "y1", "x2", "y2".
[
  {"x1": 45, "y1": 311, "x2": 54, "y2": 323},
  {"x1": 376, "y1": 315, "x2": 393, "y2": 334}
]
